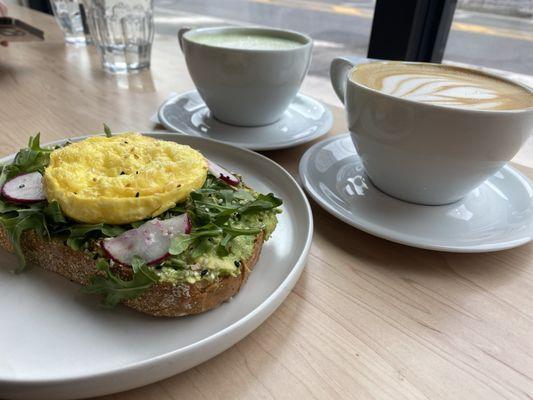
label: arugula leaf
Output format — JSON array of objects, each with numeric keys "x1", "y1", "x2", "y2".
[
  {"x1": 0, "y1": 200, "x2": 21, "y2": 213},
  {"x1": 43, "y1": 201, "x2": 67, "y2": 224},
  {"x1": 217, "y1": 234, "x2": 233, "y2": 257},
  {"x1": 233, "y1": 189, "x2": 255, "y2": 202},
  {"x1": 64, "y1": 224, "x2": 127, "y2": 250},
  {"x1": 170, "y1": 223, "x2": 262, "y2": 259},
  {"x1": 216, "y1": 226, "x2": 262, "y2": 257},
  {"x1": 191, "y1": 237, "x2": 211, "y2": 259},
  {"x1": 28, "y1": 134, "x2": 53, "y2": 154},
  {"x1": 103, "y1": 123, "x2": 112, "y2": 138},
  {"x1": 132, "y1": 255, "x2": 159, "y2": 281},
  {"x1": 168, "y1": 233, "x2": 194, "y2": 256},
  {"x1": 83, "y1": 258, "x2": 159, "y2": 308},
  {"x1": 238, "y1": 193, "x2": 282, "y2": 215},
  {"x1": 169, "y1": 228, "x2": 222, "y2": 256},
  {"x1": 0, "y1": 134, "x2": 52, "y2": 187},
  {"x1": 182, "y1": 181, "x2": 282, "y2": 260}
]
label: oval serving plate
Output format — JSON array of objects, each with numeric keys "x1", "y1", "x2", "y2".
[{"x1": 0, "y1": 133, "x2": 313, "y2": 400}]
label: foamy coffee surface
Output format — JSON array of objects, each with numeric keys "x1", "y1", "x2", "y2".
[{"x1": 351, "y1": 62, "x2": 533, "y2": 111}]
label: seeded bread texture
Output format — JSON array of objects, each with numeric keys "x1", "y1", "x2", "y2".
[{"x1": 0, "y1": 228, "x2": 264, "y2": 317}]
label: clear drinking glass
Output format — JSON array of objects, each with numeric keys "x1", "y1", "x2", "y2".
[
  {"x1": 50, "y1": 0, "x2": 90, "y2": 44},
  {"x1": 83, "y1": 0, "x2": 154, "y2": 73}
]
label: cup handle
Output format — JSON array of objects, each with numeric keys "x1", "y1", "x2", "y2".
[
  {"x1": 330, "y1": 56, "x2": 372, "y2": 104},
  {"x1": 177, "y1": 27, "x2": 191, "y2": 51}
]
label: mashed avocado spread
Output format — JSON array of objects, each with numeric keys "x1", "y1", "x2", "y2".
[{"x1": 158, "y1": 210, "x2": 279, "y2": 284}]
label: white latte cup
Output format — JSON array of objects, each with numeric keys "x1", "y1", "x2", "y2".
[
  {"x1": 330, "y1": 58, "x2": 533, "y2": 205},
  {"x1": 178, "y1": 26, "x2": 313, "y2": 127}
]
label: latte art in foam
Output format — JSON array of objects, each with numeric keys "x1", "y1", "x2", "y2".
[{"x1": 351, "y1": 62, "x2": 533, "y2": 111}]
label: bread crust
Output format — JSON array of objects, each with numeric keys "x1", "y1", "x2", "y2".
[{"x1": 0, "y1": 228, "x2": 264, "y2": 317}]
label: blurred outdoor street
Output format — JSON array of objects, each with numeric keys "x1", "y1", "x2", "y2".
[{"x1": 154, "y1": 0, "x2": 533, "y2": 78}]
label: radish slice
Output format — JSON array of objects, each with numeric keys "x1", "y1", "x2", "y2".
[
  {"x1": 1, "y1": 172, "x2": 46, "y2": 203},
  {"x1": 207, "y1": 159, "x2": 239, "y2": 186},
  {"x1": 102, "y1": 214, "x2": 191, "y2": 266}
]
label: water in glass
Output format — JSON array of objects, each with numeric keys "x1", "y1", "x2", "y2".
[
  {"x1": 50, "y1": 0, "x2": 88, "y2": 44},
  {"x1": 84, "y1": 0, "x2": 154, "y2": 73}
]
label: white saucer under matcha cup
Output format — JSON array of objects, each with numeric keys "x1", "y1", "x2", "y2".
[
  {"x1": 330, "y1": 58, "x2": 533, "y2": 205},
  {"x1": 178, "y1": 26, "x2": 313, "y2": 127}
]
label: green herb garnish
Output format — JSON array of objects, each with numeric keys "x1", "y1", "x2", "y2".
[
  {"x1": 82, "y1": 257, "x2": 160, "y2": 308},
  {"x1": 103, "y1": 123, "x2": 113, "y2": 138},
  {"x1": 168, "y1": 177, "x2": 281, "y2": 259},
  {"x1": 0, "y1": 134, "x2": 52, "y2": 187},
  {"x1": 63, "y1": 224, "x2": 127, "y2": 250}
]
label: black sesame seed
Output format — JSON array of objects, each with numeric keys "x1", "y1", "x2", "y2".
[
  {"x1": 18, "y1": 184, "x2": 25, "y2": 189},
  {"x1": 135, "y1": 171, "x2": 139, "y2": 174},
  {"x1": 135, "y1": 192, "x2": 140, "y2": 198},
  {"x1": 120, "y1": 171, "x2": 125, "y2": 175},
  {"x1": 234, "y1": 260, "x2": 240, "y2": 267},
  {"x1": 124, "y1": 141, "x2": 128, "y2": 144},
  {"x1": 201, "y1": 269, "x2": 208, "y2": 277}
]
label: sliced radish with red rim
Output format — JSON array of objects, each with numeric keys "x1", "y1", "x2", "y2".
[
  {"x1": 1, "y1": 172, "x2": 46, "y2": 203},
  {"x1": 207, "y1": 159, "x2": 239, "y2": 186},
  {"x1": 102, "y1": 214, "x2": 191, "y2": 266}
]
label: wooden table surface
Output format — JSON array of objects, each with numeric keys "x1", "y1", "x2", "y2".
[{"x1": 1, "y1": 5, "x2": 532, "y2": 400}]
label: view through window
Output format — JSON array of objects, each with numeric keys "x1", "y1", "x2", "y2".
[{"x1": 155, "y1": 0, "x2": 533, "y2": 78}]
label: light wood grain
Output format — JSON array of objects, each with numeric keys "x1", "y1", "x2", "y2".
[{"x1": 1, "y1": 5, "x2": 532, "y2": 400}]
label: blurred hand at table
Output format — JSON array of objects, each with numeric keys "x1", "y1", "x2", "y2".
[{"x1": 0, "y1": 0, "x2": 8, "y2": 47}]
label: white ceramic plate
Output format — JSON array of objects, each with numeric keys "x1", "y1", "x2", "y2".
[
  {"x1": 299, "y1": 134, "x2": 532, "y2": 252},
  {"x1": 0, "y1": 133, "x2": 313, "y2": 400},
  {"x1": 157, "y1": 90, "x2": 333, "y2": 151}
]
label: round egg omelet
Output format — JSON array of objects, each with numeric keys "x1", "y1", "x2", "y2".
[{"x1": 44, "y1": 133, "x2": 207, "y2": 224}]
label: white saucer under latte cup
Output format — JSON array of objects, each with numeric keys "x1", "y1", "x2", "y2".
[
  {"x1": 178, "y1": 26, "x2": 313, "y2": 127},
  {"x1": 330, "y1": 59, "x2": 533, "y2": 205}
]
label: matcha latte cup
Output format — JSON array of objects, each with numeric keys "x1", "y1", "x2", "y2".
[
  {"x1": 330, "y1": 58, "x2": 533, "y2": 205},
  {"x1": 178, "y1": 26, "x2": 313, "y2": 127}
]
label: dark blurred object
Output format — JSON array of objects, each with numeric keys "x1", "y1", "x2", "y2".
[
  {"x1": 368, "y1": 0, "x2": 457, "y2": 63},
  {"x1": 0, "y1": 17, "x2": 44, "y2": 42},
  {"x1": 29, "y1": 0, "x2": 52, "y2": 14}
]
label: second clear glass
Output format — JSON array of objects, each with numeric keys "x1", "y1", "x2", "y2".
[
  {"x1": 83, "y1": 0, "x2": 154, "y2": 73},
  {"x1": 50, "y1": 0, "x2": 90, "y2": 44}
]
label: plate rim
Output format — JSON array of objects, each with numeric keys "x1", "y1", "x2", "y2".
[
  {"x1": 299, "y1": 133, "x2": 532, "y2": 253},
  {"x1": 0, "y1": 132, "x2": 313, "y2": 390},
  {"x1": 157, "y1": 90, "x2": 333, "y2": 151}
]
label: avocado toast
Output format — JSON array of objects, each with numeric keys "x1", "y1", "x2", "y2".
[{"x1": 0, "y1": 132, "x2": 281, "y2": 317}]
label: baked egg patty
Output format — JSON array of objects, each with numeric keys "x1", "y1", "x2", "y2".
[{"x1": 43, "y1": 133, "x2": 207, "y2": 224}]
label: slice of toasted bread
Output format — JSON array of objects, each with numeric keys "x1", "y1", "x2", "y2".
[{"x1": 0, "y1": 228, "x2": 264, "y2": 317}]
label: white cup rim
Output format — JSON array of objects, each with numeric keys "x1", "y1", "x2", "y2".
[
  {"x1": 347, "y1": 61, "x2": 533, "y2": 115},
  {"x1": 182, "y1": 25, "x2": 313, "y2": 53}
]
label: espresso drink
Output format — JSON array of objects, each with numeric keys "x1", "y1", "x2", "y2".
[
  {"x1": 351, "y1": 62, "x2": 533, "y2": 111},
  {"x1": 190, "y1": 32, "x2": 304, "y2": 50}
]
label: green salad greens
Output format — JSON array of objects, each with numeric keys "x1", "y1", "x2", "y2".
[{"x1": 0, "y1": 132, "x2": 282, "y2": 308}]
